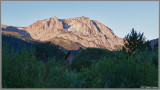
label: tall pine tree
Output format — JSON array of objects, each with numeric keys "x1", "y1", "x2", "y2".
[{"x1": 123, "y1": 28, "x2": 146, "y2": 54}]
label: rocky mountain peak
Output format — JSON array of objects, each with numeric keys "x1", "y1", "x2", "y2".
[
  {"x1": 52, "y1": 16, "x2": 58, "y2": 19},
  {"x1": 49, "y1": 16, "x2": 60, "y2": 22},
  {"x1": 1, "y1": 24, "x2": 8, "y2": 29},
  {"x1": 76, "y1": 16, "x2": 90, "y2": 20},
  {"x1": 2, "y1": 16, "x2": 125, "y2": 50},
  {"x1": 25, "y1": 16, "x2": 124, "y2": 50}
]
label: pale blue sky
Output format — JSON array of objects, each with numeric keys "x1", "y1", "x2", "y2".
[{"x1": 1, "y1": 1, "x2": 159, "y2": 40}]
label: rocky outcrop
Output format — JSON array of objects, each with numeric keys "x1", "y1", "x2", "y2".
[{"x1": 2, "y1": 16, "x2": 124, "y2": 50}]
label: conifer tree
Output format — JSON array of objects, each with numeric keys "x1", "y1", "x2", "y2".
[{"x1": 124, "y1": 28, "x2": 146, "y2": 54}]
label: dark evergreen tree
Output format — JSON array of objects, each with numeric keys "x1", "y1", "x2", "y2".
[{"x1": 123, "y1": 28, "x2": 146, "y2": 54}]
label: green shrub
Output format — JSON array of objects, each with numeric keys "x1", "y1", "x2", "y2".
[
  {"x1": 77, "y1": 51, "x2": 158, "y2": 88},
  {"x1": 2, "y1": 40, "x2": 158, "y2": 88},
  {"x1": 34, "y1": 42, "x2": 66, "y2": 62},
  {"x1": 2, "y1": 42, "x2": 44, "y2": 88},
  {"x1": 42, "y1": 57, "x2": 79, "y2": 88},
  {"x1": 2, "y1": 41, "x2": 77, "y2": 88},
  {"x1": 71, "y1": 48, "x2": 114, "y2": 71},
  {"x1": 152, "y1": 44, "x2": 158, "y2": 66}
]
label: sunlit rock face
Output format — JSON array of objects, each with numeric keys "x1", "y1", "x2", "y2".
[{"x1": 2, "y1": 16, "x2": 124, "y2": 50}]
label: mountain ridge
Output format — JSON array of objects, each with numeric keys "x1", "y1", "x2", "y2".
[{"x1": 2, "y1": 16, "x2": 125, "y2": 50}]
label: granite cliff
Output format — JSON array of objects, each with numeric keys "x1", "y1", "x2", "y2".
[{"x1": 2, "y1": 16, "x2": 124, "y2": 50}]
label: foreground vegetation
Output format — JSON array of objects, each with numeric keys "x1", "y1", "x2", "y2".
[
  {"x1": 2, "y1": 29, "x2": 158, "y2": 88},
  {"x1": 2, "y1": 42, "x2": 158, "y2": 88}
]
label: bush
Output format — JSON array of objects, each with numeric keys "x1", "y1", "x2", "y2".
[
  {"x1": 2, "y1": 39, "x2": 158, "y2": 88},
  {"x1": 34, "y1": 42, "x2": 66, "y2": 62},
  {"x1": 77, "y1": 51, "x2": 158, "y2": 88},
  {"x1": 152, "y1": 44, "x2": 158, "y2": 66},
  {"x1": 2, "y1": 42, "x2": 44, "y2": 88},
  {"x1": 42, "y1": 58, "x2": 79, "y2": 88},
  {"x1": 2, "y1": 41, "x2": 79, "y2": 88},
  {"x1": 2, "y1": 41, "x2": 78, "y2": 88},
  {"x1": 71, "y1": 48, "x2": 115, "y2": 71},
  {"x1": 134, "y1": 44, "x2": 158, "y2": 67}
]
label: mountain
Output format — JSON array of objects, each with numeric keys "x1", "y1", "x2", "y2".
[
  {"x1": 149, "y1": 38, "x2": 158, "y2": 49},
  {"x1": 2, "y1": 24, "x2": 31, "y2": 38},
  {"x1": 2, "y1": 16, "x2": 124, "y2": 50}
]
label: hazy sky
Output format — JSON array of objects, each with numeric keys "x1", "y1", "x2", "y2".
[{"x1": 2, "y1": 1, "x2": 159, "y2": 40}]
